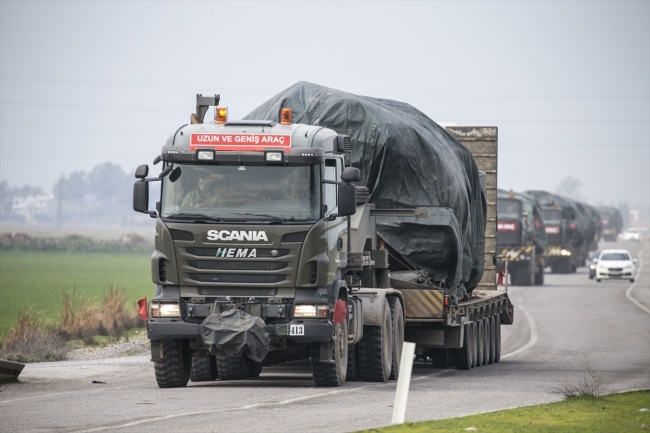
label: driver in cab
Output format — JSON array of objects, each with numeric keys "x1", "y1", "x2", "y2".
[{"x1": 181, "y1": 174, "x2": 222, "y2": 208}]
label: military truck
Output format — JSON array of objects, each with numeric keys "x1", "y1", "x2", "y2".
[
  {"x1": 496, "y1": 190, "x2": 547, "y2": 285},
  {"x1": 526, "y1": 191, "x2": 587, "y2": 274},
  {"x1": 598, "y1": 206, "x2": 623, "y2": 241},
  {"x1": 133, "y1": 87, "x2": 514, "y2": 388}
]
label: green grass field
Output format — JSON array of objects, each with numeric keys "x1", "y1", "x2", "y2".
[
  {"x1": 360, "y1": 391, "x2": 650, "y2": 433},
  {"x1": 0, "y1": 251, "x2": 154, "y2": 338}
]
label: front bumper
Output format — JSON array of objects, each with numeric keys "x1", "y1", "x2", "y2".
[
  {"x1": 596, "y1": 271, "x2": 633, "y2": 280},
  {"x1": 148, "y1": 318, "x2": 333, "y2": 343}
]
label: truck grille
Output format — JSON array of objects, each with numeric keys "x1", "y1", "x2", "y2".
[
  {"x1": 189, "y1": 274, "x2": 285, "y2": 283},
  {"x1": 187, "y1": 260, "x2": 287, "y2": 271},
  {"x1": 186, "y1": 247, "x2": 289, "y2": 258}
]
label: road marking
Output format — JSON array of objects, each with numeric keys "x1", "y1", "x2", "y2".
[
  {"x1": 501, "y1": 304, "x2": 538, "y2": 359},
  {"x1": 626, "y1": 244, "x2": 649, "y2": 314}
]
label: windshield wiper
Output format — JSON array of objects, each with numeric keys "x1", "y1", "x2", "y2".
[
  {"x1": 229, "y1": 212, "x2": 287, "y2": 222},
  {"x1": 166, "y1": 213, "x2": 222, "y2": 222}
]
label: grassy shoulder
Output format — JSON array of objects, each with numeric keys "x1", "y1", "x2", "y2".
[
  {"x1": 361, "y1": 391, "x2": 650, "y2": 433},
  {"x1": 0, "y1": 250, "x2": 153, "y2": 336}
]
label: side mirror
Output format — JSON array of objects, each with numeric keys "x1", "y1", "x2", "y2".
[
  {"x1": 341, "y1": 167, "x2": 361, "y2": 183},
  {"x1": 633, "y1": 258, "x2": 638, "y2": 264},
  {"x1": 133, "y1": 181, "x2": 155, "y2": 217},
  {"x1": 338, "y1": 183, "x2": 357, "y2": 216},
  {"x1": 169, "y1": 167, "x2": 182, "y2": 183},
  {"x1": 135, "y1": 164, "x2": 149, "y2": 179},
  {"x1": 159, "y1": 165, "x2": 174, "y2": 179}
]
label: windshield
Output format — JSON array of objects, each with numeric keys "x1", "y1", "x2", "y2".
[
  {"x1": 160, "y1": 164, "x2": 320, "y2": 221},
  {"x1": 599, "y1": 252, "x2": 631, "y2": 261},
  {"x1": 497, "y1": 199, "x2": 521, "y2": 219},
  {"x1": 542, "y1": 209, "x2": 563, "y2": 222}
]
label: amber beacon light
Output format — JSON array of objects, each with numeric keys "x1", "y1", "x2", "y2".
[
  {"x1": 281, "y1": 108, "x2": 292, "y2": 125},
  {"x1": 215, "y1": 107, "x2": 228, "y2": 124}
]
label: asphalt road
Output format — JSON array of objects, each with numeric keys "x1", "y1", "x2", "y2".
[{"x1": 2, "y1": 240, "x2": 648, "y2": 433}]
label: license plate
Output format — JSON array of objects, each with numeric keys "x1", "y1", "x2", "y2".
[
  {"x1": 610, "y1": 272, "x2": 622, "y2": 276},
  {"x1": 289, "y1": 324, "x2": 304, "y2": 336}
]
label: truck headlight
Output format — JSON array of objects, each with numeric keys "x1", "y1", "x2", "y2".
[
  {"x1": 265, "y1": 151, "x2": 283, "y2": 162},
  {"x1": 197, "y1": 150, "x2": 215, "y2": 161},
  {"x1": 150, "y1": 302, "x2": 180, "y2": 318},
  {"x1": 294, "y1": 304, "x2": 328, "y2": 319},
  {"x1": 560, "y1": 249, "x2": 571, "y2": 256}
]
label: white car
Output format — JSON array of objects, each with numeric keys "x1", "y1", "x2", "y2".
[
  {"x1": 596, "y1": 249, "x2": 637, "y2": 283},
  {"x1": 619, "y1": 228, "x2": 640, "y2": 242}
]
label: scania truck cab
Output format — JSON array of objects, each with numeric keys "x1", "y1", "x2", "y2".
[{"x1": 133, "y1": 97, "x2": 364, "y2": 387}]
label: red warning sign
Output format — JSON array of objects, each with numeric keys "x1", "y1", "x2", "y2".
[{"x1": 190, "y1": 133, "x2": 292, "y2": 151}]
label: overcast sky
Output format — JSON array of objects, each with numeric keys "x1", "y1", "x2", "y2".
[{"x1": 1, "y1": 1, "x2": 648, "y2": 211}]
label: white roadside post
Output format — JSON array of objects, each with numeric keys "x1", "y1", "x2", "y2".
[{"x1": 391, "y1": 341, "x2": 416, "y2": 425}]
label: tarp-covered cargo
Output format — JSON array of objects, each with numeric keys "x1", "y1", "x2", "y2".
[
  {"x1": 245, "y1": 82, "x2": 486, "y2": 299},
  {"x1": 201, "y1": 309, "x2": 271, "y2": 362}
]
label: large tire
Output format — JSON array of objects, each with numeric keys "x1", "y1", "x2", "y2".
[
  {"x1": 153, "y1": 340, "x2": 191, "y2": 388},
  {"x1": 512, "y1": 261, "x2": 534, "y2": 286},
  {"x1": 487, "y1": 316, "x2": 496, "y2": 364},
  {"x1": 387, "y1": 297, "x2": 405, "y2": 380},
  {"x1": 357, "y1": 299, "x2": 393, "y2": 381},
  {"x1": 482, "y1": 318, "x2": 490, "y2": 366},
  {"x1": 346, "y1": 345, "x2": 360, "y2": 381},
  {"x1": 558, "y1": 259, "x2": 572, "y2": 274},
  {"x1": 216, "y1": 355, "x2": 248, "y2": 380},
  {"x1": 190, "y1": 354, "x2": 218, "y2": 382},
  {"x1": 244, "y1": 356, "x2": 263, "y2": 378},
  {"x1": 494, "y1": 316, "x2": 502, "y2": 363},
  {"x1": 534, "y1": 265, "x2": 545, "y2": 285},
  {"x1": 455, "y1": 323, "x2": 473, "y2": 370},
  {"x1": 311, "y1": 319, "x2": 348, "y2": 387},
  {"x1": 476, "y1": 320, "x2": 484, "y2": 367}
]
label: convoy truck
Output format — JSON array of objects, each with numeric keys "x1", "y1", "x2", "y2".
[
  {"x1": 526, "y1": 191, "x2": 587, "y2": 274},
  {"x1": 496, "y1": 190, "x2": 547, "y2": 285},
  {"x1": 132, "y1": 87, "x2": 514, "y2": 388}
]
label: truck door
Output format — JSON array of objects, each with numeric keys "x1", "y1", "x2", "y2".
[{"x1": 325, "y1": 159, "x2": 348, "y2": 281}]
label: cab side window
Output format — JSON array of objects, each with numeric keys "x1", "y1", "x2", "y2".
[{"x1": 324, "y1": 159, "x2": 338, "y2": 212}]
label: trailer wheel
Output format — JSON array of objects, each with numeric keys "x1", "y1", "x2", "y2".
[
  {"x1": 346, "y1": 345, "x2": 360, "y2": 381},
  {"x1": 153, "y1": 340, "x2": 191, "y2": 388},
  {"x1": 244, "y1": 357, "x2": 263, "y2": 378},
  {"x1": 190, "y1": 354, "x2": 218, "y2": 382},
  {"x1": 482, "y1": 318, "x2": 490, "y2": 366},
  {"x1": 494, "y1": 315, "x2": 502, "y2": 363},
  {"x1": 476, "y1": 320, "x2": 485, "y2": 367},
  {"x1": 487, "y1": 316, "x2": 496, "y2": 364},
  {"x1": 357, "y1": 299, "x2": 393, "y2": 381},
  {"x1": 311, "y1": 318, "x2": 348, "y2": 387},
  {"x1": 216, "y1": 355, "x2": 248, "y2": 380},
  {"x1": 455, "y1": 323, "x2": 473, "y2": 370},
  {"x1": 387, "y1": 297, "x2": 404, "y2": 380}
]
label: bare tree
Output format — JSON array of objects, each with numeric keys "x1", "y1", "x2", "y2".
[{"x1": 556, "y1": 176, "x2": 583, "y2": 200}]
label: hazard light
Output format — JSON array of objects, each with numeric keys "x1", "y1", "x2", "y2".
[
  {"x1": 281, "y1": 108, "x2": 292, "y2": 125},
  {"x1": 215, "y1": 107, "x2": 227, "y2": 124}
]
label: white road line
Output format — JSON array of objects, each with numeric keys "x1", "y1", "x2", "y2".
[
  {"x1": 69, "y1": 369, "x2": 449, "y2": 433},
  {"x1": 501, "y1": 305, "x2": 538, "y2": 360},
  {"x1": 625, "y1": 244, "x2": 649, "y2": 314}
]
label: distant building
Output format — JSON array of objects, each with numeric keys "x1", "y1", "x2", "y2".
[{"x1": 12, "y1": 194, "x2": 54, "y2": 223}]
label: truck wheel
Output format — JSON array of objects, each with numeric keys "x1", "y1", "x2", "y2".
[
  {"x1": 494, "y1": 316, "x2": 501, "y2": 363},
  {"x1": 559, "y1": 259, "x2": 571, "y2": 274},
  {"x1": 534, "y1": 266, "x2": 545, "y2": 285},
  {"x1": 357, "y1": 299, "x2": 393, "y2": 381},
  {"x1": 476, "y1": 320, "x2": 484, "y2": 367},
  {"x1": 346, "y1": 345, "x2": 360, "y2": 381},
  {"x1": 513, "y1": 262, "x2": 534, "y2": 286},
  {"x1": 153, "y1": 340, "x2": 191, "y2": 388},
  {"x1": 190, "y1": 354, "x2": 217, "y2": 382},
  {"x1": 456, "y1": 323, "x2": 473, "y2": 370},
  {"x1": 430, "y1": 349, "x2": 450, "y2": 368},
  {"x1": 244, "y1": 356, "x2": 263, "y2": 378},
  {"x1": 387, "y1": 297, "x2": 404, "y2": 380},
  {"x1": 216, "y1": 355, "x2": 248, "y2": 380},
  {"x1": 482, "y1": 318, "x2": 490, "y2": 366},
  {"x1": 311, "y1": 318, "x2": 348, "y2": 387},
  {"x1": 487, "y1": 316, "x2": 496, "y2": 364}
]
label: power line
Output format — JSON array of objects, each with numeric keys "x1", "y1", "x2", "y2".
[{"x1": 1, "y1": 100, "x2": 179, "y2": 114}]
